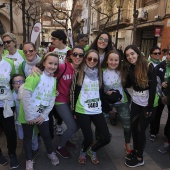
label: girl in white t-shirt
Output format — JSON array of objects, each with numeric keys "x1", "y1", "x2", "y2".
[
  {"x1": 101, "y1": 50, "x2": 131, "y2": 154},
  {"x1": 18, "y1": 52, "x2": 59, "y2": 170}
]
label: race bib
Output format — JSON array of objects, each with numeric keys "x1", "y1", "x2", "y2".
[{"x1": 0, "y1": 86, "x2": 7, "y2": 95}]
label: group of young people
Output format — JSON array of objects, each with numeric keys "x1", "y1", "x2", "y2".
[{"x1": 0, "y1": 29, "x2": 169, "y2": 170}]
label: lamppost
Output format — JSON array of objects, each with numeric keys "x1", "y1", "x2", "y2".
[{"x1": 115, "y1": 0, "x2": 124, "y2": 49}]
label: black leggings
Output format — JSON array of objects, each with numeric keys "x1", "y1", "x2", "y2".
[
  {"x1": 22, "y1": 121, "x2": 53, "y2": 160},
  {"x1": 131, "y1": 102, "x2": 156, "y2": 158},
  {"x1": 0, "y1": 107, "x2": 17, "y2": 155},
  {"x1": 76, "y1": 113, "x2": 110, "y2": 152}
]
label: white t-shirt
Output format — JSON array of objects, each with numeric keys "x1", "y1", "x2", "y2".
[
  {"x1": 53, "y1": 46, "x2": 70, "y2": 64},
  {"x1": 4, "y1": 49, "x2": 24, "y2": 73}
]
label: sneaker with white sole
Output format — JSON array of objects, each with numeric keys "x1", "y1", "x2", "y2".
[
  {"x1": 125, "y1": 157, "x2": 144, "y2": 168},
  {"x1": 158, "y1": 141, "x2": 170, "y2": 153},
  {"x1": 26, "y1": 160, "x2": 34, "y2": 170},
  {"x1": 149, "y1": 134, "x2": 156, "y2": 141},
  {"x1": 48, "y1": 152, "x2": 59, "y2": 165},
  {"x1": 56, "y1": 125, "x2": 63, "y2": 135}
]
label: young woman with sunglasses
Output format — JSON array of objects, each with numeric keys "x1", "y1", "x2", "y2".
[
  {"x1": 18, "y1": 42, "x2": 41, "y2": 77},
  {"x1": 89, "y1": 31, "x2": 114, "y2": 63},
  {"x1": 148, "y1": 46, "x2": 161, "y2": 67},
  {"x1": 150, "y1": 50, "x2": 170, "y2": 153},
  {"x1": 0, "y1": 38, "x2": 19, "y2": 169},
  {"x1": 2, "y1": 32, "x2": 25, "y2": 73},
  {"x1": 148, "y1": 46, "x2": 165, "y2": 143},
  {"x1": 70, "y1": 49, "x2": 110, "y2": 165},
  {"x1": 124, "y1": 45, "x2": 157, "y2": 168}
]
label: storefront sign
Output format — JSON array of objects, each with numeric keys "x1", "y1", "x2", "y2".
[{"x1": 154, "y1": 27, "x2": 161, "y2": 37}]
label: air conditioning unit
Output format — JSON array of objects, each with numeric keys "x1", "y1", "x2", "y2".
[{"x1": 137, "y1": 8, "x2": 148, "y2": 21}]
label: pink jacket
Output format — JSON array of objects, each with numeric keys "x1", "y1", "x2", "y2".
[{"x1": 55, "y1": 62, "x2": 75, "y2": 103}]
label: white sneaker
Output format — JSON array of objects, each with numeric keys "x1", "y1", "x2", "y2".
[
  {"x1": 56, "y1": 125, "x2": 63, "y2": 135},
  {"x1": 26, "y1": 160, "x2": 34, "y2": 170},
  {"x1": 158, "y1": 141, "x2": 170, "y2": 153},
  {"x1": 48, "y1": 152, "x2": 59, "y2": 165}
]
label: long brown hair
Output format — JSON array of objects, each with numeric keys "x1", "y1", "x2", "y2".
[
  {"x1": 77, "y1": 49, "x2": 102, "y2": 88},
  {"x1": 124, "y1": 45, "x2": 149, "y2": 88},
  {"x1": 36, "y1": 52, "x2": 59, "y2": 75}
]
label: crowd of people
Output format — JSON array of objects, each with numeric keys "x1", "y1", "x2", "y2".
[{"x1": 0, "y1": 29, "x2": 170, "y2": 170}]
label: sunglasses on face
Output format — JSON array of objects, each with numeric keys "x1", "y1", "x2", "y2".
[
  {"x1": 13, "y1": 80, "x2": 25, "y2": 85},
  {"x1": 152, "y1": 52, "x2": 161, "y2": 55},
  {"x1": 72, "y1": 52, "x2": 84, "y2": 58},
  {"x1": 3, "y1": 40, "x2": 12, "y2": 45},
  {"x1": 0, "y1": 44, "x2": 3, "y2": 47},
  {"x1": 98, "y1": 37, "x2": 109, "y2": 43},
  {"x1": 87, "y1": 57, "x2": 98, "y2": 63},
  {"x1": 23, "y1": 49, "x2": 34, "y2": 54}
]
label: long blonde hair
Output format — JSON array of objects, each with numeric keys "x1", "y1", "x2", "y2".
[{"x1": 77, "y1": 49, "x2": 102, "y2": 88}]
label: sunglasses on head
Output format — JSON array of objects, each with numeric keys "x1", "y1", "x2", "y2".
[
  {"x1": 3, "y1": 40, "x2": 12, "y2": 45},
  {"x1": 0, "y1": 43, "x2": 3, "y2": 47},
  {"x1": 87, "y1": 57, "x2": 98, "y2": 63},
  {"x1": 72, "y1": 52, "x2": 84, "y2": 58},
  {"x1": 152, "y1": 52, "x2": 161, "y2": 55},
  {"x1": 13, "y1": 80, "x2": 25, "y2": 85},
  {"x1": 23, "y1": 49, "x2": 34, "y2": 54}
]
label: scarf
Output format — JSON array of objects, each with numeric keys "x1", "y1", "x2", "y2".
[
  {"x1": 150, "y1": 57, "x2": 160, "y2": 64},
  {"x1": 84, "y1": 64, "x2": 98, "y2": 80},
  {"x1": 26, "y1": 55, "x2": 40, "y2": 66}
]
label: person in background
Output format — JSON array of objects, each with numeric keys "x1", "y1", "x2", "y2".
[
  {"x1": 149, "y1": 46, "x2": 163, "y2": 142},
  {"x1": 51, "y1": 29, "x2": 71, "y2": 135},
  {"x1": 124, "y1": 45, "x2": 157, "y2": 168},
  {"x1": 89, "y1": 31, "x2": 114, "y2": 63},
  {"x1": 76, "y1": 34, "x2": 89, "y2": 52},
  {"x1": 11, "y1": 74, "x2": 25, "y2": 140},
  {"x1": 70, "y1": 49, "x2": 110, "y2": 165},
  {"x1": 161, "y1": 48, "x2": 168, "y2": 61},
  {"x1": 2, "y1": 32, "x2": 25, "y2": 73},
  {"x1": 152, "y1": 50, "x2": 170, "y2": 153},
  {"x1": 51, "y1": 29, "x2": 71, "y2": 64},
  {"x1": 18, "y1": 52, "x2": 59, "y2": 170},
  {"x1": 0, "y1": 37, "x2": 19, "y2": 169},
  {"x1": 148, "y1": 46, "x2": 161, "y2": 67}
]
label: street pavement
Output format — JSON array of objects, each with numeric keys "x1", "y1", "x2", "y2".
[{"x1": 0, "y1": 104, "x2": 170, "y2": 169}]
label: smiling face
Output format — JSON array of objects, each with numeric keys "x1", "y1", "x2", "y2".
[
  {"x1": 97, "y1": 34, "x2": 109, "y2": 51},
  {"x1": 107, "y1": 53, "x2": 120, "y2": 70},
  {"x1": 125, "y1": 48, "x2": 138, "y2": 65},
  {"x1": 23, "y1": 44, "x2": 37, "y2": 62},
  {"x1": 43, "y1": 55, "x2": 59, "y2": 74},
  {"x1": 70, "y1": 48, "x2": 84, "y2": 68},
  {"x1": 86, "y1": 51, "x2": 99, "y2": 69},
  {"x1": 3, "y1": 36, "x2": 16, "y2": 51},
  {"x1": 150, "y1": 49, "x2": 161, "y2": 60}
]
